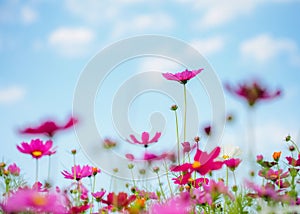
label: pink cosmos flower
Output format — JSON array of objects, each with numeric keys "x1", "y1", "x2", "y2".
[
  {"x1": 246, "y1": 181, "x2": 281, "y2": 201},
  {"x1": 17, "y1": 139, "x2": 54, "y2": 159},
  {"x1": 150, "y1": 192, "x2": 192, "y2": 214},
  {"x1": 181, "y1": 142, "x2": 196, "y2": 154},
  {"x1": 162, "y1": 68, "x2": 203, "y2": 84},
  {"x1": 2, "y1": 188, "x2": 67, "y2": 213},
  {"x1": 70, "y1": 204, "x2": 91, "y2": 214},
  {"x1": 127, "y1": 131, "x2": 161, "y2": 147},
  {"x1": 225, "y1": 80, "x2": 281, "y2": 107},
  {"x1": 258, "y1": 169, "x2": 289, "y2": 181},
  {"x1": 101, "y1": 192, "x2": 136, "y2": 211},
  {"x1": 203, "y1": 180, "x2": 234, "y2": 201},
  {"x1": 61, "y1": 165, "x2": 93, "y2": 181},
  {"x1": 7, "y1": 163, "x2": 20, "y2": 176},
  {"x1": 171, "y1": 147, "x2": 223, "y2": 176},
  {"x1": 286, "y1": 154, "x2": 300, "y2": 167},
  {"x1": 224, "y1": 158, "x2": 242, "y2": 171},
  {"x1": 19, "y1": 116, "x2": 78, "y2": 137},
  {"x1": 92, "y1": 191, "x2": 106, "y2": 202}
]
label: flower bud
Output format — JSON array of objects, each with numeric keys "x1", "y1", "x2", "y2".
[
  {"x1": 128, "y1": 164, "x2": 134, "y2": 169},
  {"x1": 170, "y1": 105, "x2": 178, "y2": 111},
  {"x1": 71, "y1": 149, "x2": 77, "y2": 155},
  {"x1": 285, "y1": 135, "x2": 291, "y2": 142},
  {"x1": 289, "y1": 145, "x2": 295, "y2": 152}
]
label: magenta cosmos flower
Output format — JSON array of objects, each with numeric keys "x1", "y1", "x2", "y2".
[
  {"x1": 7, "y1": 163, "x2": 20, "y2": 176},
  {"x1": 162, "y1": 68, "x2": 203, "y2": 84},
  {"x1": 225, "y1": 80, "x2": 281, "y2": 107},
  {"x1": 286, "y1": 154, "x2": 300, "y2": 167},
  {"x1": 127, "y1": 131, "x2": 161, "y2": 148},
  {"x1": 92, "y1": 191, "x2": 106, "y2": 202},
  {"x1": 19, "y1": 116, "x2": 78, "y2": 137},
  {"x1": 101, "y1": 192, "x2": 136, "y2": 211},
  {"x1": 2, "y1": 188, "x2": 67, "y2": 213},
  {"x1": 61, "y1": 165, "x2": 94, "y2": 181},
  {"x1": 17, "y1": 139, "x2": 54, "y2": 159},
  {"x1": 224, "y1": 158, "x2": 242, "y2": 171},
  {"x1": 171, "y1": 147, "x2": 223, "y2": 175}
]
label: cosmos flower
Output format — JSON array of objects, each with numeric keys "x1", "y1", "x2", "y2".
[
  {"x1": 127, "y1": 131, "x2": 161, "y2": 147},
  {"x1": 224, "y1": 158, "x2": 242, "y2": 171},
  {"x1": 17, "y1": 139, "x2": 54, "y2": 159},
  {"x1": 171, "y1": 147, "x2": 223, "y2": 176},
  {"x1": 181, "y1": 142, "x2": 196, "y2": 154},
  {"x1": 162, "y1": 69, "x2": 203, "y2": 84},
  {"x1": 286, "y1": 154, "x2": 300, "y2": 167},
  {"x1": 7, "y1": 163, "x2": 20, "y2": 176},
  {"x1": 70, "y1": 204, "x2": 91, "y2": 214},
  {"x1": 101, "y1": 192, "x2": 136, "y2": 211},
  {"x1": 92, "y1": 191, "x2": 106, "y2": 202},
  {"x1": 2, "y1": 188, "x2": 67, "y2": 213},
  {"x1": 19, "y1": 116, "x2": 78, "y2": 137},
  {"x1": 258, "y1": 169, "x2": 289, "y2": 181},
  {"x1": 218, "y1": 145, "x2": 242, "y2": 160},
  {"x1": 225, "y1": 80, "x2": 281, "y2": 107},
  {"x1": 203, "y1": 180, "x2": 234, "y2": 201},
  {"x1": 149, "y1": 192, "x2": 192, "y2": 214},
  {"x1": 61, "y1": 165, "x2": 93, "y2": 181}
]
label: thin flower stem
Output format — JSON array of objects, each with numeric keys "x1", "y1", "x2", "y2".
[
  {"x1": 130, "y1": 169, "x2": 136, "y2": 188},
  {"x1": 156, "y1": 172, "x2": 166, "y2": 200},
  {"x1": 232, "y1": 170, "x2": 237, "y2": 186},
  {"x1": 35, "y1": 159, "x2": 39, "y2": 182},
  {"x1": 164, "y1": 160, "x2": 173, "y2": 196},
  {"x1": 47, "y1": 155, "x2": 51, "y2": 182},
  {"x1": 290, "y1": 139, "x2": 300, "y2": 154},
  {"x1": 226, "y1": 167, "x2": 229, "y2": 187},
  {"x1": 90, "y1": 176, "x2": 96, "y2": 214},
  {"x1": 73, "y1": 154, "x2": 76, "y2": 181},
  {"x1": 183, "y1": 84, "x2": 187, "y2": 142},
  {"x1": 174, "y1": 110, "x2": 180, "y2": 165},
  {"x1": 247, "y1": 107, "x2": 256, "y2": 167}
]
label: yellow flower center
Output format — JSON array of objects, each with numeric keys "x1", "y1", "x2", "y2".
[
  {"x1": 192, "y1": 161, "x2": 201, "y2": 168},
  {"x1": 32, "y1": 151, "x2": 42, "y2": 157},
  {"x1": 223, "y1": 155, "x2": 230, "y2": 159},
  {"x1": 32, "y1": 194, "x2": 47, "y2": 206}
]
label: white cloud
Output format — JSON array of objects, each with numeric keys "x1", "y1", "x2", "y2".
[
  {"x1": 240, "y1": 34, "x2": 300, "y2": 65},
  {"x1": 139, "y1": 58, "x2": 183, "y2": 74},
  {"x1": 65, "y1": 0, "x2": 146, "y2": 23},
  {"x1": 176, "y1": 0, "x2": 299, "y2": 29},
  {"x1": 20, "y1": 6, "x2": 37, "y2": 24},
  {"x1": 48, "y1": 27, "x2": 94, "y2": 57},
  {"x1": 111, "y1": 13, "x2": 174, "y2": 38},
  {"x1": 0, "y1": 86, "x2": 26, "y2": 104},
  {"x1": 190, "y1": 36, "x2": 225, "y2": 56}
]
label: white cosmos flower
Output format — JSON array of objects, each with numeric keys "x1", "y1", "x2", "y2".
[{"x1": 218, "y1": 145, "x2": 242, "y2": 160}]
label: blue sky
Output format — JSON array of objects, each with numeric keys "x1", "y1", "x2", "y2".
[{"x1": 1, "y1": 0, "x2": 300, "y2": 187}]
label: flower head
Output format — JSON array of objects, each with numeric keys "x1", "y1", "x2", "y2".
[
  {"x1": 17, "y1": 139, "x2": 54, "y2": 159},
  {"x1": 272, "y1": 151, "x2": 281, "y2": 161},
  {"x1": 2, "y1": 188, "x2": 67, "y2": 213},
  {"x1": 286, "y1": 154, "x2": 300, "y2": 167},
  {"x1": 224, "y1": 158, "x2": 242, "y2": 171},
  {"x1": 162, "y1": 68, "x2": 203, "y2": 84},
  {"x1": 127, "y1": 131, "x2": 161, "y2": 147},
  {"x1": 7, "y1": 163, "x2": 20, "y2": 176},
  {"x1": 101, "y1": 192, "x2": 136, "y2": 211},
  {"x1": 61, "y1": 165, "x2": 93, "y2": 181},
  {"x1": 19, "y1": 116, "x2": 78, "y2": 137},
  {"x1": 92, "y1": 191, "x2": 106, "y2": 202},
  {"x1": 225, "y1": 80, "x2": 281, "y2": 107},
  {"x1": 171, "y1": 147, "x2": 223, "y2": 175},
  {"x1": 219, "y1": 145, "x2": 242, "y2": 160}
]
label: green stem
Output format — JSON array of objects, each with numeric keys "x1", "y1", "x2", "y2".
[
  {"x1": 164, "y1": 160, "x2": 173, "y2": 196},
  {"x1": 90, "y1": 176, "x2": 96, "y2": 214},
  {"x1": 290, "y1": 139, "x2": 300, "y2": 154},
  {"x1": 35, "y1": 159, "x2": 39, "y2": 182},
  {"x1": 47, "y1": 155, "x2": 51, "y2": 182},
  {"x1": 174, "y1": 110, "x2": 180, "y2": 165},
  {"x1": 130, "y1": 169, "x2": 136, "y2": 188},
  {"x1": 73, "y1": 154, "x2": 76, "y2": 181},
  {"x1": 156, "y1": 173, "x2": 166, "y2": 200},
  {"x1": 232, "y1": 170, "x2": 237, "y2": 186},
  {"x1": 226, "y1": 167, "x2": 229, "y2": 187},
  {"x1": 183, "y1": 84, "x2": 187, "y2": 142}
]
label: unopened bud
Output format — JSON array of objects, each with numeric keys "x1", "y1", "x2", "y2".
[{"x1": 170, "y1": 105, "x2": 178, "y2": 111}]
